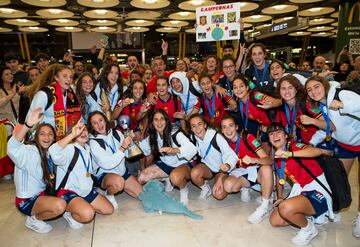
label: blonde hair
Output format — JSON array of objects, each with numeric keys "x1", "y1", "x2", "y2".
[{"x1": 26, "y1": 63, "x2": 72, "y2": 100}]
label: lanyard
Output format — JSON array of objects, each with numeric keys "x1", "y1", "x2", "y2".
[
  {"x1": 202, "y1": 142, "x2": 212, "y2": 159},
  {"x1": 284, "y1": 104, "x2": 296, "y2": 135},
  {"x1": 274, "y1": 145, "x2": 287, "y2": 181},
  {"x1": 79, "y1": 148, "x2": 91, "y2": 175},
  {"x1": 181, "y1": 91, "x2": 190, "y2": 114},
  {"x1": 104, "y1": 136, "x2": 116, "y2": 153},
  {"x1": 320, "y1": 102, "x2": 331, "y2": 139},
  {"x1": 63, "y1": 91, "x2": 68, "y2": 131},
  {"x1": 239, "y1": 100, "x2": 249, "y2": 129},
  {"x1": 48, "y1": 156, "x2": 54, "y2": 175},
  {"x1": 235, "y1": 132, "x2": 241, "y2": 154},
  {"x1": 254, "y1": 61, "x2": 268, "y2": 85},
  {"x1": 110, "y1": 92, "x2": 117, "y2": 109},
  {"x1": 205, "y1": 92, "x2": 215, "y2": 120}
]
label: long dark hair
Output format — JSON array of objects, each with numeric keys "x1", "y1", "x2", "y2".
[
  {"x1": 0, "y1": 66, "x2": 14, "y2": 88},
  {"x1": 276, "y1": 75, "x2": 306, "y2": 110},
  {"x1": 123, "y1": 79, "x2": 147, "y2": 101},
  {"x1": 76, "y1": 72, "x2": 95, "y2": 118},
  {"x1": 98, "y1": 63, "x2": 123, "y2": 97},
  {"x1": 148, "y1": 109, "x2": 172, "y2": 156},
  {"x1": 305, "y1": 75, "x2": 330, "y2": 109},
  {"x1": 29, "y1": 123, "x2": 56, "y2": 188},
  {"x1": 87, "y1": 111, "x2": 112, "y2": 136}
]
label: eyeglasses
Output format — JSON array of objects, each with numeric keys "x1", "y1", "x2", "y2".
[{"x1": 222, "y1": 65, "x2": 235, "y2": 70}]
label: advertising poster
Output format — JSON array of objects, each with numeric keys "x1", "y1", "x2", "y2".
[{"x1": 196, "y1": 2, "x2": 241, "y2": 42}]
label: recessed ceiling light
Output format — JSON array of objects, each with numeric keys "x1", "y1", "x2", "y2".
[
  {"x1": 135, "y1": 20, "x2": 146, "y2": 23},
  {"x1": 191, "y1": 0, "x2": 204, "y2": 6},
  {"x1": 310, "y1": 7, "x2": 322, "y2": 12},
  {"x1": 17, "y1": 19, "x2": 28, "y2": 23},
  {"x1": 29, "y1": 26, "x2": 38, "y2": 29},
  {"x1": 95, "y1": 9, "x2": 107, "y2": 15},
  {"x1": 93, "y1": 0, "x2": 105, "y2": 2},
  {"x1": 274, "y1": 5, "x2": 286, "y2": 10},
  {"x1": 252, "y1": 15, "x2": 261, "y2": 19},
  {"x1": 99, "y1": 26, "x2": 108, "y2": 30},
  {"x1": 0, "y1": 8, "x2": 15, "y2": 14},
  {"x1": 133, "y1": 27, "x2": 141, "y2": 29},
  {"x1": 170, "y1": 20, "x2": 180, "y2": 24},
  {"x1": 284, "y1": 17, "x2": 293, "y2": 20},
  {"x1": 65, "y1": 26, "x2": 74, "y2": 30},
  {"x1": 179, "y1": 12, "x2": 189, "y2": 17},
  {"x1": 58, "y1": 19, "x2": 69, "y2": 23},
  {"x1": 144, "y1": 0, "x2": 157, "y2": 3},
  {"x1": 49, "y1": 9, "x2": 62, "y2": 14}
]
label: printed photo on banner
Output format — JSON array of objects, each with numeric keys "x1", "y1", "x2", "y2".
[{"x1": 196, "y1": 2, "x2": 241, "y2": 42}]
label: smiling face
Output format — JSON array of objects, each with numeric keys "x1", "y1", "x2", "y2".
[
  {"x1": 268, "y1": 129, "x2": 287, "y2": 149},
  {"x1": 232, "y1": 78, "x2": 249, "y2": 100},
  {"x1": 170, "y1": 77, "x2": 183, "y2": 93},
  {"x1": 206, "y1": 57, "x2": 217, "y2": 74},
  {"x1": 176, "y1": 60, "x2": 187, "y2": 72},
  {"x1": 107, "y1": 65, "x2": 120, "y2": 87},
  {"x1": 199, "y1": 76, "x2": 213, "y2": 97},
  {"x1": 221, "y1": 118, "x2": 238, "y2": 141},
  {"x1": 75, "y1": 127, "x2": 89, "y2": 146},
  {"x1": 132, "y1": 81, "x2": 144, "y2": 100},
  {"x1": 305, "y1": 79, "x2": 326, "y2": 103},
  {"x1": 28, "y1": 68, "x2": 40, "y2": 83},
  {"x1": 37, "y1": 125, "x2": 55, "y2": 149},
  {"x1": 1, "y1": 68, "x2": 13, "y2": 84},
  {"x1": 156, "y1": 78, "x2": 169, "y2": 97},
  {"x1": 152, "y1": 112, "x2": 166, "y2": 135},
  {"x1": 222, "y1": 59, "x2": 236, "y2": 78},
  {"x1": 190, "y1": 116, "x2": 207, "y2": 140},
  {"x1": 279, "y1": 80, "x2": 297, "y2": 103},
  {"x1": 55, "y1": 68, "x2": 73, "y2": 91},
  {"x1": 81, "y1": 75, "x2": 94, "y2": 95},
  {"x1": 270, "y1": 62, "x2": 285, "y2": 81},
  {"x1": 251, "y1": 46, "x2": 266, "y2": 68},
  {"x1": 90, "y1": 113, "x2": 107, "y2": 135}
]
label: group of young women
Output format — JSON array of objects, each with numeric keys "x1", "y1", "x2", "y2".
[{"x1": 5, "y1": 41, "x2": 360, "y2": 245}]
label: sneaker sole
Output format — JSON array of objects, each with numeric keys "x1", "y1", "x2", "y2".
[
  {"x1": 292, "y1": 230, "x2": 318, "y2": 246},
  {"x1": 25, "y1": 222, "x2": 52, "y2": 234}
]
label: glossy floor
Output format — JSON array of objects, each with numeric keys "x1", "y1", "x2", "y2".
[{"x1": 0, "y1": 163, "x2": 359, "y2": 247}]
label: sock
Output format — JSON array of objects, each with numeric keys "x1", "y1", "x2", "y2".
[
  {"x1": 200, "y1": 181, "x2": 209, "y2": 190},
  {"x1": 260, "y1": 198, "x2": 270, "y2": 209},
  {"x1": 180, "y1": 184, "x2": 188, "y2": 192},
  {"x1": 302, "y1": 218, "x2": 313, "y2": 231}
]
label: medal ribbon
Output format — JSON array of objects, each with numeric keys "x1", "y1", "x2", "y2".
[
  {"x1": 284, "y1": 104, "x2": 296, "y2": 135},
  {"x1": 239, "y1": 100, "x2": 249, "y2": 129},
  {"x1": 235, "y1": 132, "x2": 241, "y2": 154},
  {"x1": 48, "y1": 156, "x2": 54, "y2": 176},
  {"x1": 254, "y1": 61, "x2": 268, "y2": 85},
  {"x1": 181, "y1": 91, "x2": 191, "y2": 114},
  {"x1": 320, "y1": 102, "x2": 331, "y2": 140},
  {"x1": 205, "y1": 92, "x2": 216, "y2": 121},
  {"x1": 79, "y1": 148, "x2": 91, "y2": 175}
]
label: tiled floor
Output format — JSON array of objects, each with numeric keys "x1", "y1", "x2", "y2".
[{"x1": 0, "y1": 162, "x2": 359, "y2": 247}]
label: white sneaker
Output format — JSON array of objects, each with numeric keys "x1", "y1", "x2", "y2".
[
  {"x1": 3, "y1": 174, "x2": 12, "y2": 180},
  {"x1": 105, "y1": 192, "x2": 118, "y2": 209},
  {"x1": 333, "y1": 213, "x2": 342, "y2": 222},
  {"x1": 240, "y1": 187, "x2": 251, "y2": 202},
  {"x1": 164, "y1": 177, "x2": 174, "y2": 192},
  {"x1": 292, "y1": 220, "x2": 318, "y2": 246},
  {"x1": 353, "y1": 214, "x2": 360, "y2": 238},
  {"x1": 247, "y1": 206, "x2": 269, "y2": 224},
  {"x1": 25, "y1": 215, "x2": 52, "y2": 234},
  {"x1": 198, "y1": 183, "x2": 212, "y2": 200},
  {"x1": 63, "y1": 212, "x2": 83, "y2": 230},
  {"x1": 180, "y1": 186, "x2": 189, "y2": 206}
]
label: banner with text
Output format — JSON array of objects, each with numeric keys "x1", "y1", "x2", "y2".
[{"x1": 196, "y1": 2, "x2": 241, "y2": 42}]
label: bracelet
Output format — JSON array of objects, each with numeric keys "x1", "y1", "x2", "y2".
[
  {"x1": 121, "y1": 145, "x2": 126, "y2": 150},
  {"x1": 24, "y1": 122, "x2": 33, "y2": 128},
  {"x1": 291, "y1": 151, "x2": 294, "y2": 157},
  {"x1": 285, "y1": 151, "x2": 291, "y2": 159}
]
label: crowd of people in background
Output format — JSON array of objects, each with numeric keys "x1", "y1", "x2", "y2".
[{"x1": 1, "y1": 31, "x2": 360, "y2": 246}]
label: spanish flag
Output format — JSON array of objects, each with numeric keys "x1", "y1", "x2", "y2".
[{"x1": 0, "y1": 122, "x2": 14, "y2": 177}]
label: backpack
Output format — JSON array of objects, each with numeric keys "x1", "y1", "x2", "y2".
[
  {"x1": 40, "y1": 87, "x2": 53, "y2": 111},
  {"x1": 239, "y1": 130, "x2": 258, "y2": 155},
  {"x1": 45, "y1": 147, "x2": 80, "y2": 196},
  {"x1": 334, "y1": 84, "x2": 360, "y2": 101},
  {"x1": 91, "y1": 129, "x2": 121, "y2": 150},
  {"x1": 189, "y1": 82, "x2": 202, "y2": 97},
  {"x1": 189, "y1": 131, "x2": 221, "y2": 162},
  {"x1": 289, "y1": 144, "x2": 352, "y2": 212},
  {"x1": 248, "y1": 90, "x2": 278, "y2": 123}
]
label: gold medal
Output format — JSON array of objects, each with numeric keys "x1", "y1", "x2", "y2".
[
  {"x1": 279, "y1": 179, "x2": 285, "y2": 185},
  {"x1": 129, "y1": 98, "x2": 135, "y2": 104},
  {"x1": 86, "y1": 172, "x2": 91, "y2": 177},
  {"x1": 325, "y1": 135, "x2": 331, "y2": 142},
  {"x1": 49, "y1": 174, "x2": 55, "y2": 180}
]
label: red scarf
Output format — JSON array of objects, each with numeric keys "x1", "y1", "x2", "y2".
[{"x1": 50, "y1": 82, "x2": 80, "y2": 140}]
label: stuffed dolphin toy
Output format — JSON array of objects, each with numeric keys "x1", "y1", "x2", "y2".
[{"x1": 139, "y1": 180, "x2": 203, "y2": 220}]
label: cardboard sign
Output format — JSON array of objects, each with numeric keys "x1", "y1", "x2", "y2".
[{"x1": 196, "y1": 2, "x2": 241, "y2": 42}]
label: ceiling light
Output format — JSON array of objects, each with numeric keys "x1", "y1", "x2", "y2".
[
  {"x1": 95, "y1": 9, "x2": 107, "y2": 15},
  {"x1": 65, "y1": 26, "x2": 74, "y2": 30},
  {"x1": 170, "y1": 20, "x2": 180, "y2": 24},
  {"x1": 29, "y1": 26, "x2": 38, "y2": 29},
  {"x1": 164, "y1": 27, "x2": 172, "y2": 30},
  {"x1": 93, "y1": 0, "x2": 105, "y2": 2},
  {"x1": 284, "y1": 17, "x2": 293, "y2": 20},
  {"x1": 0, "y1": 8, "x2": 15, "y2": 14},
  {"x1": 97, "y1": 20, "x2": 107, "y2": 23},
  {"x1": 314, "y1": 18, "x2": 324, "y2": 22},
  {"x1": 17, "y1": 19, "x2": 28, "y2": 23},
  {"x1": 274, "y1": 5, "x2": 286, "y2": 10},
  {"x1": 99, "y1": 26, "x2": 108, "y2": 30},
  {"x1": 49, "y1": 9, "x2": 62, "y2": 14},
  {"x1": 310, "y1": 8, "x2": 322, "y2": 12},
  {"x1": 135, "y1": 20, "x2": 146, "y2": 23},
  {"x1": 179, "y1": 12, "x2": 190, "y2": 17},
  {"x1": 133, "y1": 27, "x2": 141, "y2": 29},
  {"x1": 144, "y1": 0, "x2": 157, "y2": 3},
  {"x1": 58, "y1": 19, "x2": 69, "y2": 23},
  {"x1": 252, "y1": 15, "x2": 261, "y2": 19},
  {"x1": 191, "y1": 0, "x2": 204, "y2": 6}
]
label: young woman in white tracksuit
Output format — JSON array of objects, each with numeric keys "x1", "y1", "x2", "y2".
[
  {"x1": 49, "y1": 122, "x2": 113, "y2": 230},
  {"x1": 305, "y1": 75, "x2": 360, "y2": 238},
  {"x1": 7, "y1": 108, "x2": 66, "y2": 234},
  {"x1": 88, "y1": 111, "x2": 143, "y2": 210},
  {"x1": 188, "y1": 113, "x2": 238, "y2": 200},
  {"x1": 138, "y1": 109, "x2": 197, "y2": 205}
]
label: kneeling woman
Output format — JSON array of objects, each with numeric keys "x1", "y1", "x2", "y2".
[
  {"x1": 88, "y1": 111, "x2": 143, "y2": 209},
  {"x1": 49, "y1": 122, "x2": 113, "y2": 229},
  {"x1": 268, "y1": 123, "x2": 333, "y2": 246},
  {"x1": 189, "y1": 114, "x2": 238, "y2": 200},
  {"x1": 220, "y1": 116, "x2": 273, "y2": 224},
  {"x1": 138, "y1": 109, "x2": 197, "y2": 205},
  {"x1": 7, "y1": 108, "x2": 66, "y2": 233}
]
